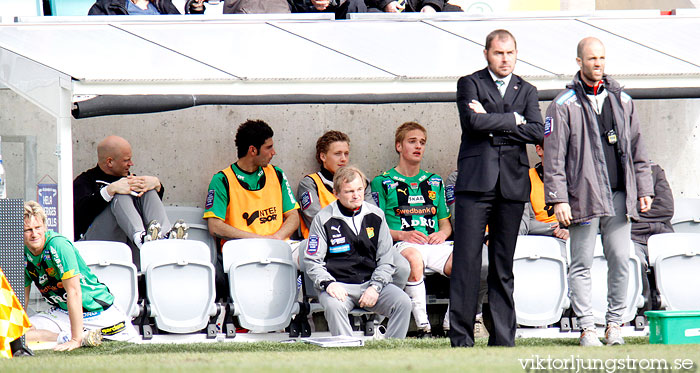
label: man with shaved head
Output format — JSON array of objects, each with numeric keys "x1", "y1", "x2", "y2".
[
  {"x1": 543, "y1": 37, "x2": 653, "y2": 346},
  {"x1": 73, "y1": 135, "x2": 187, "y2": 265}
]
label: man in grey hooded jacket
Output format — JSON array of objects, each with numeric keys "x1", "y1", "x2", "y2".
[{"x1": 543, "y1": 37, "x2": 654, "y2": 347}]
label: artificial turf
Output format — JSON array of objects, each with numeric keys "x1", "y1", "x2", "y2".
[{"x1": 2, "y1": 337, "x2": 698, "y2": 373}]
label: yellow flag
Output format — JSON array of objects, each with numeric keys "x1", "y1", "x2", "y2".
[{"x1": 0, "y1": 268, "x2": 32, "y2": 359}]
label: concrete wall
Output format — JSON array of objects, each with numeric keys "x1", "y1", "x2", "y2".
[
  {"x1": 70, "y1": 101, "x2": 463, "y2": 208},
  {"x1": 0, "y1": 90, "x2": 56, "y2": 201},
  {"x1": 1, "y1": 88, "x2": 699, "y2": 214}
]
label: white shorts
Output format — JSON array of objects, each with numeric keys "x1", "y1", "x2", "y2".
[
  {"x1": 393, "y1": 241, "x2": 453, "y2": 276},
  {"x1": 29, "y1": 305, "x2": 139, "y2": 342},
  {"x1": 288, "y1": 239, "x2": 301, "y2": 270}
]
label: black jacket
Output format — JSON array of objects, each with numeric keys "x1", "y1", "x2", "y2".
[
  {"x1": 455, "y1": 68, "x2": 544, "y2": 201},
  {"x1": 88, "y1": 0, "x2": 200, "y2": 15},
  {"x1": 73, "y1": 165, "x2": 165, "y2": 239},
  {"x1": 631, "y1": 163, "x2": 674, "y2": 245},
  {"x1": 304, "y1": 201, "x2": 395, "y2": 291},
  {"x1": 368, "y1": 0, "x2": 445, "y2": 12}
]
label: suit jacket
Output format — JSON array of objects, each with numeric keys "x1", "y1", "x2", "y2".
[{"x1": 455, "y1": 68, "x2": 544, "y2": 202}]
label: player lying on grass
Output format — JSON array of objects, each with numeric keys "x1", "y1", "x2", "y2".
[{"x1": 24, "y1": 201, "x2": 138, "y2": 351}]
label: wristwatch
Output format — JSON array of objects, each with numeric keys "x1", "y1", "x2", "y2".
[{"x1": 370, "y1": 283, "x2": 382, "y2": 293}]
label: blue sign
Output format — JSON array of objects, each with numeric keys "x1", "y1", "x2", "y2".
[{"x1": 37, "y1": 183, "x2": 58, "y2": 232}]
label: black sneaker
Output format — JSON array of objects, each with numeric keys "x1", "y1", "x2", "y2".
[{"x1": 415, "y1": 327, "x2": 434, "y2": 339}]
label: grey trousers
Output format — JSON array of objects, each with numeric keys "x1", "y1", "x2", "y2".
[
  {"x1": 568, "y1": 191, "x2": 630, "y2": 329},
  {"x1": 83, "y1": 189, "x2": 171, "y2": 244},
  {"x1": 319, "y1": 282, "x2": 411, "y2": 339},
  {"x1": 633, "y1": 242, "x2": 651, "y2": 312}
]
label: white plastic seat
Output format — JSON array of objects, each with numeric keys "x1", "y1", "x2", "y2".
[
  {"x1": 648, "y1": 233, "x2": 700, "y2": 310},
  {"x1": 512, "y1": 235, "x2": 569, "y2": 326},
  {"x1": 74, "y1": 241, "x2": 139, "y2": 318},
  {"x1": 222, "y1": 239, "x2": 298, "y2": 333},
  {"x1": 164, "y1": 205, "x2": 217, "y2": 265},
  {"x1": 670, "y1": 198, "x2": 700, "y2": 233},
  {"x1": 140, "y1": 240, "x2": 217, "y2": 333},
  {"x1": 590, "y1": 236, "x2": 644, "y2": 325}
]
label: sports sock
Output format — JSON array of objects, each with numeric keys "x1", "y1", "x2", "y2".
[
  {"x1": 57, "y1": 331, "x2": 70, "y2": 344},
  {"x1": 133, "y1": 231, "x2": 145, "y2": 249},
  {"x1": 442, "y1": 306, "x2": 450, "y2": 331},
  {"x1": 404, "y1": 279, "x2": 430, "y2": 331}
]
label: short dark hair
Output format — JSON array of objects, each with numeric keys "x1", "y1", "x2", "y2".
[
  {"x1": 315, "y1": 130, "x2": 350, "y2": 165},
  {"x1": 485, "y1": 29, "x2": 516, "y2": 51},
  {"x1": 235, "y1": 119, "x2": 274, "y2": 159}
]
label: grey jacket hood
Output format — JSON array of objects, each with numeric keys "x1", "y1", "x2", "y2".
[{"x1": 542, "y1": 73, "x2": 654, "y2": 223}]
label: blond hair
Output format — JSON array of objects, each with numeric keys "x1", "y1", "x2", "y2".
[
  {"x1": 24, "y1": 200, "x2": 47, "y2": 225},
  {"x1": 394, "y1": 121, "x2": 427, "y2": 154},
  {"x1": 333, "y1": 165, "x2": 367, "y2": 193}
]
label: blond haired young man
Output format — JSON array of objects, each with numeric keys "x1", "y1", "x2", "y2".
[
  {"x1": 24, "y1": 201, "x2": 137, "y2": 351},
  {"x1": 371, "y1": 122, "x2": 453, "y2": 337}
]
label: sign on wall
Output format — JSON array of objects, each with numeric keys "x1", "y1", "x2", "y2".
[{"x1": 37, "y1": 176, "x2": 58, "y2": 232}]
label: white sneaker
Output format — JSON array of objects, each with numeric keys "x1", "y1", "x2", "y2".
[
  {"x1": 605, "y1": 323, "x2": 625, "y2": 346},
  {"x1": 143, "y1": 220, "x2": 161, "y2": 243},
  {"x1": 415, "y1": 323, "x2": 432, "y2": 338},
  {"x1": 373, "y1": 325, "x2": 387, "y2": 340},
  {"x1": 167, "y1": 219, "x2": 189, "y2": 240},
  {"x1": 474, "y1": 314, "x2": 489, "y2": 339},
  {"x1": 442, "y1": 308, "x2": 450, "y2": 331},
  {"x1": 579, "y1": 328, "x2": 603, "y2": 347},
  {"x1": 81, "y1": 329, "x2": 103, "y2": 347},
  {"x1": 56, "y1": 329, "x2": 102, "y2": 347}
]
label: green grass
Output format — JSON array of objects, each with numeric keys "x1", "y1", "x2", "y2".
[{"x1": 2, "y1": 337, "x2": 699, "y2": 372}]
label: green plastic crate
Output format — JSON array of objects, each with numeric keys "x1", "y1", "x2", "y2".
[{"x1": 646, "y1": 310, "x2": 700, "y2": 345}]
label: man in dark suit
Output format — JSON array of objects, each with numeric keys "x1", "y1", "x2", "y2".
[{"x1": 449, "y1": 29, "x2": 544, "y2": 347}]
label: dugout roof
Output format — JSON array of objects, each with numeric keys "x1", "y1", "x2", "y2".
[
  {"x1": 2, "y1": 11, "x2": 700, "y2": 117},
  {"x1": 1, "y1": 11, "x2": 700, "y2": 235}
]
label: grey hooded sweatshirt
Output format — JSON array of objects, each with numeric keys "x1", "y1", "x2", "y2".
[{"x1": 543, "y1": 73, "x2": 654, "y2": 223}]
